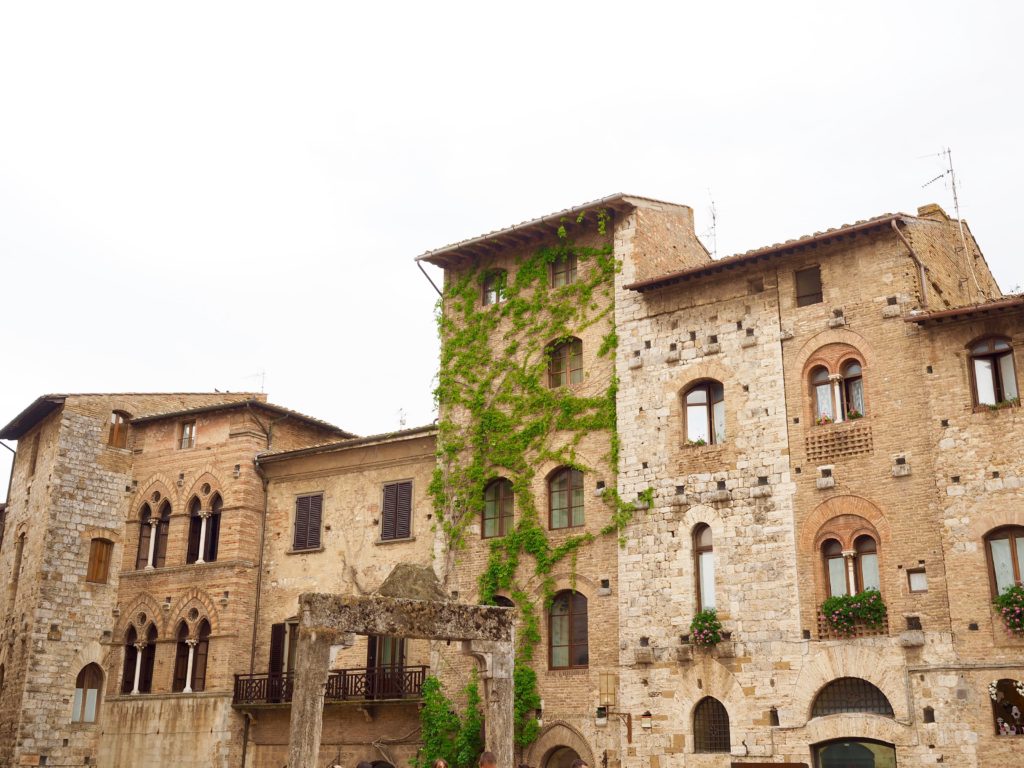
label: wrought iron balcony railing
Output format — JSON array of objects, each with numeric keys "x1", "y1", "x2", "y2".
[{"x1": 233, "y1": 665, "x2": 428, "y2": 706}]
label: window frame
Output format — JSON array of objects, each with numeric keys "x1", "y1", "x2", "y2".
[
  {"x1": 795, "y1": 265, "x2": 823, "y2": 307},
  {"x1": 550, "y1": 252, "x2": 577, "y2": 288},
  {"x1": 968, "y1": 337, "x2": 1019, "y2": 407},
  {"x1": 811, "y1": 677, "x2": 894, "y2": 717},
  {"x1": 380, "y1": 480, "x2": 413, "y2": 541},
  {"x1": 71, "y1": 663, "x2": 104, "y2": 724},
  {"x1": 548, "y1": 590, "x2": 588, "y2": 670},
  {"x1": 547, "y1": 338, "x2": 583, "y2": 389},
  {"x1": 482, "y1": 479, "x2": 514, "y2": 539},
  {"x1": 693, "y1": 696, "x2": 731, "y2": 753},
  {"x1": 853, "y1": 535, "x2": 880, "y2": 592},
  {"x1": 984, "y1": 525, "x2": 1024, "y2": 598},
  {"x1": 694, "y1": 524, "x2": 715, "y2": 612},
  {"x1": 682, "y1": 380, "x2": 725, "y2": 445},
  {"x1": 548, "y1": 467, "x2": 584, "y2": 530},
  {"x1": 809, "y1": 356, "x2": 867, "y2": 423},
  {"x1": 822, "y1": 538, "x2": 848, "y2": 597},
  {"x1": 107, "y1": 411, "x2": 130, "y2": 449},
  {"x1": 179, "y1": 420, "x2": 197, "y2": 450},
  {"x1": 85, "y1": 538, "x2": 114, "y2": 584},
  {"x1": 292, "y1": 493, "x2": 324, "y2": 551},
  {"x1": 482, "y1": 270, "x2": 508, "y2": 306}
]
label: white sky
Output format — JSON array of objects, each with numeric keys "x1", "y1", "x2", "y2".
[{"x1": 2, "y1": 1, "x2": 1022, "y2": 497}]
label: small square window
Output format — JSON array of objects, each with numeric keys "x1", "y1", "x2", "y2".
[
  {"x1": 795, "y1": 266, "x2": 823, "y2": 307},
  {"x1": 908, "y1": 569, "x2": 928, "y2": 593}
]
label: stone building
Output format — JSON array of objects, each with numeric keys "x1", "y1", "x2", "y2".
[{"x1": 0, "y1": 194, "x2": 1021, "y2": 768}]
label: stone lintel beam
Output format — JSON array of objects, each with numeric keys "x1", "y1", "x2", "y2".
[{"x1": 297, "y1": 593, "x2": 514, "y2": 642}]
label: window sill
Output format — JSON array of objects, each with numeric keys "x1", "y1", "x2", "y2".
[
  {"x1": 103, "y1": 445, "x2": 132, "y2": 454},
  {"x1": 286, "y1": 547, "x2": 325, "y2": 555},
  {"x1": 375, "y1": 537, "x2": 416, "y2": 546},
  {"x1": 547, "y1": 667, "x2": 589, "y2": 676},
  {"x1": 972, "y1": 402, "x2": 1021, "y2": 414}
]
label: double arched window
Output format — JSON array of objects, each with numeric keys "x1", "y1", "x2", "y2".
[
  {"x1": 172, "y1": 619, "x2": 211, "y2": 693},
  {"x1": 693, "y1": 697, "x2": 730, "y2": 753},
  {"x1": 694, "y1": 524, "x2": 715, "y2": 611},
  {"x1": 985, "y1": 526, "x2": 1024, "y2": 597},
  {"x1": 549, "y1": 591, "x2": 588, "y2": 669},
  {"x1": 822, "y1": 534, "x2": 880, "y2": 597},
  {"x1": 186, "y1": 493, "x2": 222, "y2": 564},
  {"x1": 549, "y1": 468, "x2": 584, "y2": 530},
  {"x1": 136, "y1": 501, "x2": 171, "y2": 570},
  {"x1": 122, "y1": 624, "x2": 158, "y2": 695},
  {"x1": 970, "y1": 338, "x2": 1018, "y2": 406},
  {"x1": 683, "y1": 381, "x2": 724, "y2": 445},
  {"x1": 482, "y1": 479, "x2": 513, "y2": 539},
  {"x1": 548, "y1": 338, "x2": 583, "y2": 388},
  {"x1": 810, "y1": 359, "x2": 865, "y2": 423},
  {"x1": 72, "y1": 664, "x2": 103, "y2": 723}
]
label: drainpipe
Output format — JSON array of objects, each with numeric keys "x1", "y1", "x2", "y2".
[
  {"x1": 891, "y1": 219, "x2": 929, "y2": 309},
  {"x1": 241, "y1": 456, "x2": 271, "y2": 768}
]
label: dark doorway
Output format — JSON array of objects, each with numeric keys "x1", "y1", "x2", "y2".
[{"x1": 814, "y1": 740, "x2": 896, "y2": 768}]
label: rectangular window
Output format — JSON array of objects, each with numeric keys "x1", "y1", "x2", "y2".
[
  {"x1": 381, "y1": 481, "x2": 413, "y2": 540},
  {"x1": 907, "y1": 569, "x2": 928, "y2": 593},
  {"x1": 179, "y1": 420, "x2": 196, "y2": 449},
  {"x1": 827, "y1": 557, "x2": 847, "y2": 596},
  {"x1": 859, "y1": 553, "x2": 880, "y2": 591},
  {"x1": 86, "y1": 538, "x2": 114, "y2": 583},
  {"x1": 292, "y1": 493, "x2": 323, "y2": 551},
  {"x1": 795, "y1": 266, "x2": 823, "y2": 307},
  {"x1": 698, "y1": 551, "x2": 716, "y2": 610},
  {"x1": 990, "y1": 538, "x2": 1015, "y2": 594}
]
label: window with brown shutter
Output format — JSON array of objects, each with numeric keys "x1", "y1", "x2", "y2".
[
  {"x1": 795, "y1": 266, "x2": 823, "y2": 306},
  {"x1": 292, "y1": 494, "x2": 323, "y2": 551},
  {"x1": 86, "y1": 538, "x2": 113, "y2": 584},
  {"x1": 381, "y1": 481, "x2": 412, "y2": 541},
  {"x1": 108, "y1": 411, "x2": 129, "y2": 448}
]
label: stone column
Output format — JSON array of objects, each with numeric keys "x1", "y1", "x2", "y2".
[
  {"x1": 843, "y1": 550, "x2": 857, "y2": 595},
  {"x1": 461, "y1": 636, "x2": 515, "y2": 768},
  {"x1": 131, "y1": 642, "x2": 147, "y2": 694},
  {"x1": 287, "y1": 628, "x2": 334, "y2": 768},
  {"x1": 830, "y1": 374, "x2": 844, "y2": 422},
  {"x1": 183, "y1": 639, "x2": 198, "y2": 693},
  {"x1": 145, "y1": 519, "x2": 159, "y2": 569},
  {"x1": 196, "y1": 511, "x2": 210, "y2": 564}
]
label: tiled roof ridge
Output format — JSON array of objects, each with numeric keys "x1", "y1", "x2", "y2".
[
  {"x1": 257, "y1": 423, "x2": 438, "y2": 461},
  {"x1": 129, "y1": 398, "x2": 351, "y2": 436}
]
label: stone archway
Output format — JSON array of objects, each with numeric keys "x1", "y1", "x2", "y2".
[{"x1": 526, "y1": 722, "x2": 595, "y2": 768}]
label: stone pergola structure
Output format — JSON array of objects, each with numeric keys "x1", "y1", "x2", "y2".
[{"x1": 287, "y1": 590, "x2": 515, "y2": 768}]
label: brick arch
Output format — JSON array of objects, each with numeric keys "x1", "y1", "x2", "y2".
[
  {"x1": 547, "y1": 573, "x2": 598, "y2": 595},
  {"x1": 969, "y1": 507, "x2": 1024, "y2": 540},
  {"x1": 794, "y1": 328, "x2": 875, "y2": 372},
  {"x1": 80, "y1": 525, "x2": 121, "y2": 544},
  {"x1": 184, "y1": 469, "x2": 227, "y2": 509},
  {"x1": 525, "y1": 721, "x2": 595, "y2": 768},
  {"x1": 168, "y1": 587, "x2": 221, "y2": 636},
  {"x1": 117, "y1": 594, "x2": 167, "y2": 639},
  {"x1": 803, "y1": 714, "x2": 914, "y2": 748},
  {"x1": 799, "y1": 496, "x2": 890, "y2": 552},
  {"x1": 682, "y1": 656, "x2": 743, "y2": 731},
  {"x1": 785, "y1": 646, "x2": 909, "y2": 726},
  {"x1": 133, "y1": 475, "x2": 178, "y2": 514},
  {"x1": 802, "y1": 343, "x2": 866, "y2": 379}
]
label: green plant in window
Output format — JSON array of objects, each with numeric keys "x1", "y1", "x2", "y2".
[
  {"x1": 819, "y1": 589, "x2": 887, "y2": 635},
  {"x1": 689, "y1": 609, "x2": 722, "y2": 646},
  {"x1": 993, "y1": 584, "x2": 1024, "y2": 636}
]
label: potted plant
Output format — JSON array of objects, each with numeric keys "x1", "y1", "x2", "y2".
[
  {"x1": 819, "y1": 588, "x2": 887, "y2": 635},
  {"x1": 689, "y1": 609, "x2": 723, "y2": 646},
  {"x1": 815, "y1": 415, "x2": 834, "y2": 426},
  {"x1": 846, "y1": 409, "x2": 863, "y2": 420},
  {"x1": 686, "y1": 438, "x2": 707, "y2": 447},
  {"x1": 993, "y1": 584, "x2": 1024, "y2": 636}
]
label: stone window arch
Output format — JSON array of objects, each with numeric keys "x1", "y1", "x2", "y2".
[
  {"x1": 483, "y1": 478, "x2": 514, "y2": 539},
  {"x1": 807, "y1": 347, "x2": 867, "y2": 424},
  {"x1": 136, "y1": 500, "x2": 171, "y2": 570},
  {"x1": 682, "y1": 379, "x2": 725, "y2": 445},
  {"x1": 693, "y1": 696, "x2": 730, "y2": 753},
  {"x1": 989, "y1": 678, "x2": 1024, "y2": 735},
  {"x1": 969, "y1": 336, "x2": 1018, "y2": 406},
  {"x1": 694, "y1": 523, "x2": 715, "y2": 611},
  {"x1": 548, "y1": 467, "x2": 584, "y2": 530},
  {"x1": 984, "y1": 525, "x2": 1024, "y2": 598},
  {"x1": 172, "y1": 618, "x2": 211, "y2": 693},
  {"x1": 547, "y1": 338, "x2": 583, "y2": 388},
  {"x1": 71, "y1": 663, "x2": 103, "y2": 723},
  {"x1": 811, "y1": 677, "x2": 894, "y2": 717},
  {"x1": 122, "y1": 624, "x2": 158, "y2": 695},
  {"x1": 549, "y1": 590, "x2": 588, "y2": 669},
  {"x1": 186, "y1": 490, "x2": 222, "y2": 565},
  {"x1": 815, "y1": 517, "x2": 883, "y2": 598}
]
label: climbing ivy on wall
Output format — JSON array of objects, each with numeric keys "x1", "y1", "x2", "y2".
[
  {"x1": 429, "y1": 211, "x2": 653, "y2": 748},
  {"x1": 416, "y1": 673, "x2": 485, "y2": 768}
]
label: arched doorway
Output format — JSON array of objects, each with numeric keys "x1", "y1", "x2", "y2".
[
  {"x1": 544, "y1": 746, "x2": 580, "y2": 768},
  {"x1": 813, "y1": 739, "x2": 896, "y2": 768}
]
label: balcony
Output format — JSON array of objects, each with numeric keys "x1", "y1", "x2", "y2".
[
  {"x1": 233, "y1": 665, "x2": 428, "y2": 706},
  {"x1": 816, "y1": 613, "x2": 889, "y2": 640}
]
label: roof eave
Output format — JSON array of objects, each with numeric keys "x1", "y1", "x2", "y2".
[
  {"x1": 256, "y1": 424, "x2": 438, "y2": 464},
  {"x1": 0, "y1": 395, "x2": 67, "y2": 440},
  {"x1": 906, "y1": 295, "x2": 1024, "y2": 325}
]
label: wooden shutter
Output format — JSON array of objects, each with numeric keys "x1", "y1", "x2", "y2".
[
  {"x1": 293, "y1": 496, "x2": 310, "y2": 550},
  {"x1": 204, "y1": 511, "x2": 220, "y2": 562},
  {"x1": 186, "y1": 513, "x2": 202, "y2": 563},
  {"x1": 135, "y1": 514, "x2": 151, "y2": 570},
  {"x1": 154, "y1": 506, "x2": 170, "y2": 568},
  {"x1": 396, "y1": 482, "x2": 412, "y2": 539},
  {"x1": 192, "y1": 624, "x2": 210, "y2": 692},
  {"x1": 269, "y1": 623, "x2": 286, "y2": 676},
  {"x1": 381, "y1": 484, "x2": 398, "y2": 540},
  {"x1": 307, "y1": 495, "x2": 322, "y2": 549},
  {"x1": 87, "y1": 539, "x2": 112, "y2": 583},
  {"x1": 139, "y1": 643, "x2": 156, "y2": 693},
  {"x1": 172, "y1": 637, "x2": 190, "y2": 692}
]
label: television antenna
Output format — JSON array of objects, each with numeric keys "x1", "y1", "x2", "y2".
[{"x1": 700, "y1": 191, "x2": 718, "y2": 258}]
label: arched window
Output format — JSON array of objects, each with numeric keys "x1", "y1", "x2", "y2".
[
  {"x1": 854, "y1": 535, "x2": 880, "y2": 592},
  {"x1": 970, "y1": 338, "x2": 1018, "y2": 406},
  {"x1": 483, "y1": 479, "x2": 514, "y2": 539},
  {"x1": 121, "y1": 626, "x2": 138, "y2": 694},
  {"x1": 694, "y1": 524, "x2": 715, "y2": 611},
  {"x1": 186, "y1": 495, "x2": 220, "y2": 564},
  {"x1": 811, "y1": 677, "x2": 894, "y2": 717},
  {"x1": 172, "y1": 620, "x2": 211, "y2": 693},
  {"x1": 693, "y1": 696, "x2": 730, "y2": 753},
  {"x1": 153, "y1": 502, "x2": 170, "y2": 568},
  {"x1": 139, "y1": 625, "x2": 157, "y2": 693},
  {"x1": 548, "y1": 468, "x2": 584, "y2": 530},
  {"x1": 193, "y1": 620, "x2": 211, "y2": 692},
  {"x1": 548, "y1": 338, "x2": 583, "y2": 388},
  {"x1": 551, "y1": 253, "x2": 577, "y2": 288},
  {"x1": 985, "y1": 526, "x2": 1024, "y2": 597},
  {"x1": 72, "y1": 663, "x2": 103, "y2": 723},
  {"x1": 206, "y1": 494, "x2": 222, "y2": 563},
  {"x1": 492, "y1": 595, "x2": 515, "y2": 608},
  {"x1": 814, "y1": 740, "x2": 896, "y2": 767},
  {"x1": 989, "y1": 678, "x2": 1024, "y2": 735},
  {"x1": 135, "y1": 504, "x2": 152, "y2": 570},
  {"x1": 107, "y1": 411, "x2": 129, "y2": 448},
  {"x1": 683, "y1": 380, "x2": 725, "y2": 445},
  {"x1": 811, "y1": 358, "x2": 868, "y2": 424},
  {"x1": 549, "y1": 591, "x2": 587, "y2": 669},
  {"x1": 123, "y1": 624, "x2": 158, "y2": 694},
  {"x1": 822, "y1": 539, "x2": 846, "y2": 597},
  {"x1": 482, "y1": 270, "x2": 507, "y2": 306}
]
